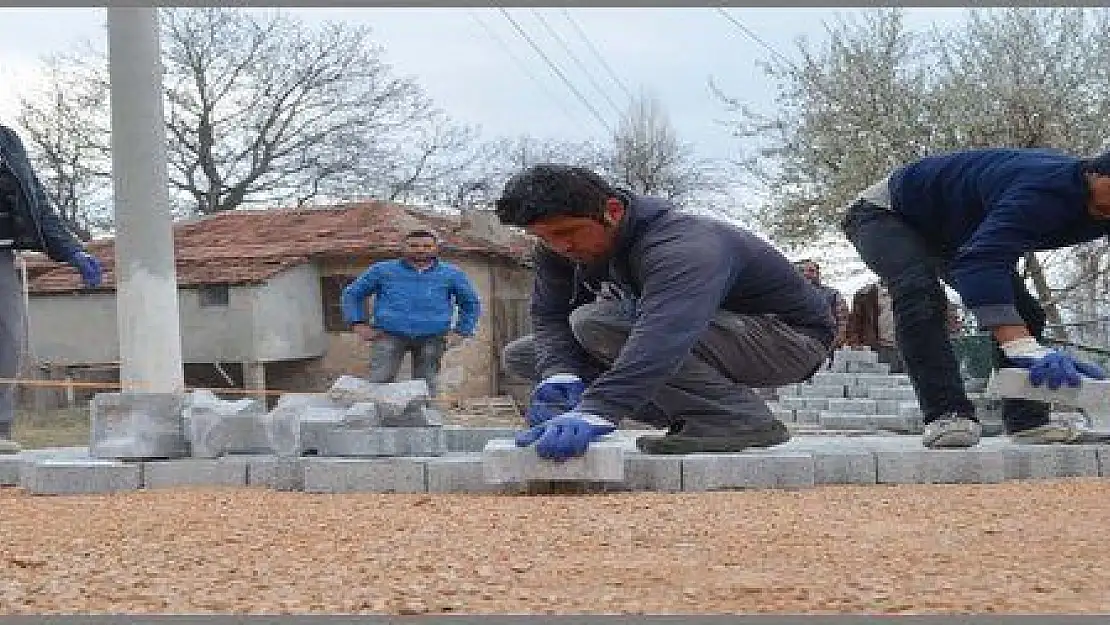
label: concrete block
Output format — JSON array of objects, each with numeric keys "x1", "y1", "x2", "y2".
[
  {"x1": 826, "y1": 399, "x2": 877, "y2": 415},
  {"x1": 142, "y1": 458, "x2": 249, "y2": 488},
  {"x1": 796, "y1": 384, "x2": 845, "y2": 399},
  {"x1": 624, "y1": 454, "x2": 682, "y2": 492},
  {"x1": 846, "y1": 385, "x2": 872, "y2": 399},
  {"x1": 875, "y1": 449, "x2": 1006, "y2": 484},
  {"x1": 854, "y1": 374, "x2": 898, "y2": 389},
  {"x1": 819, "y1": 413, "x2": 922, "y2": 434},
  {"x1": 342, "y1": 402, "x2": 381, "y2": 429},
  {"x1": 987, "y1": 367, "x2": 1109, "y2": 410},
  {"x1": 874, "y1": 399, "x2": 900, "y2": 415},
  {"x1": 184, "y1": 391, "x2": 270, "y2": 458},
  {"x1": 891, "y1": 374, "x2": 913, "y2": 386},
  {"x1": 868, "y1": 386, "x2": 918, "y2": 401},
  {"x1": 793, "y1": 409, "x2": 820, "y2": 425},
  {"x1": 848, "y1": 361, "x2": 891, "y2": 374},
  {"x1": 777, "y1": 397, "x2": 811, "y2": 412},
  {"x1": 262, "y1": 394, "x2": 346, "y2": 457},
  {"x1": 244, "y1": 456, "x2": 305, "y2": 491},
  {"x1": 0, "y1": 455, "x2": 21, "y2": 486},
  {"x1": 22, "y1": 459, "x2": 142, "y2": 495},
  {"x1": 775, "y1": 385, "x2": 801, "y2": 398},
  {"x1": 810, "y1": 372, "x2": 857, "y2": 387},
  {"x1": 1003, "y1": 445, "x2": 1100, "y2": 480},
  {"x1": 898, "y1": 402, "x2": 923, "y2": 420},
  {"x1": 90, "y1": 392, "x2": 188, "y2": 460},
  {"x1": 303, "y1": 457, "x2": 427, "y2": 493},
  {"x1": 444, "y1": 426, "x2": 522, "y2": 453},
  {"x1": 832, "y1": 349, "x2": 878, "y2": 364},
  {"x1": 681, "y1": 453, "x2": 815, "y2": 491},
  {"x1": 812, "y1": 450, "x2": 877, "y2": 485},
  {"x1": 319, "y1": 427, "x2": 447, "y2": 457},
  {"x1": 482, "y1": 438, "x2": 624, "y2": 484},
  {"x1": 425, "y1": 455, "x2": 507, "y2": 493},
  {"x1": 771, "y1": 408, "x2": 795, "y2": 423}
]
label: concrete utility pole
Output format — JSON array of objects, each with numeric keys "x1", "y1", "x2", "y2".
[{"x1": 106, "y1": 7, "x2": 184, "y2": 394}]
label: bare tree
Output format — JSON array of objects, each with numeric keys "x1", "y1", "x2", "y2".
[
  {"x1": 719, "y1": 7, "x2": 1110, "y2": 332},
  {"x1": 15, "y1": 53, "x2": 113, "y2": 239},
  {"x1": 606, "y1": 92, "x2": 723, "y2": 209}
]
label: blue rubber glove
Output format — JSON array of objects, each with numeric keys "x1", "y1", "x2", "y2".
[
  {"x1": 525, "y1": 373, "x2": 586, "y2": 427},
  {"x1": 1003, "y1": 337, "x2": 1106, "y2": 390},
  {"x1": 514, "y1": 411, "x2": 617, "y2": 460},
  {"x1": 69, "y1": 251, "x2": 103, "y2": 288}
]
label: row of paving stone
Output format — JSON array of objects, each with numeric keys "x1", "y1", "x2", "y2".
[{"x1": 11, "y1": 427, "x2": 1110, "y2": 495}]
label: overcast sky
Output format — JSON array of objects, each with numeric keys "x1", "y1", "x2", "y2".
[{"x1": 0, "y1": 7, "x2": 969, "y2": 167}]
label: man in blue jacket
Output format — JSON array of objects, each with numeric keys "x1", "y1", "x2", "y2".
[
  {"x1": 842, "y1": 147, "x2": 1110, "y2": 449},
  {"x1": 495, "y1": 164, "x2": 836, "y2": 459},
  {"x1": 340, "y1": 229, "x2": 481, "y2": 397},
  {"x1": 0, "y1": 124, "x2": 103, "y2": 453}
]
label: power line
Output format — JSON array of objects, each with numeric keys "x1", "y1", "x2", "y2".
[
  {"x1": 498, "y1": 8, "x2": 614, "y2": 135},
  {"x1": 530, "y1": 9, "x2": 625, "y2": 118},
  {"x1": 714, "y1": 7, "x2": 797, "y2": 71},
  {"x1": 466, "y1": 10, "x2": 584, "y2": 129},
  {"x1": 559, "y1": 9, "x2": 635, "y2": 102}
]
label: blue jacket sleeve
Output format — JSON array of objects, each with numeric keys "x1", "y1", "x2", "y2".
[
  {"x1": 575, "y1": 232, "x2": 738, "y2": 419},
  {"x1": 340, "y1": 265, "x2": 383, "y2": 326},
  {"x1": 949, "y1": 189, "x2": 1064, "y2": 328},
  {"x1": 450, "y1": 268, "x2": 482, "y2": 336},
  {"x1": 530, "y1": 247, "x2": 601, "y2": 381}
]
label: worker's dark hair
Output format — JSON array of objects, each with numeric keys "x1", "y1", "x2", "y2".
[
  {"x1": 1083, "y1": 149, "x2": 1110, "y2": 176},
  {"x1": 404, "y1": 229, "x2": 438, "y2": 242},
  {"x1": 494, "y1": 164, "x2": 619, "y2": 227}
]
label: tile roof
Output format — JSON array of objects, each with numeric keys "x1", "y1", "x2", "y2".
[{"x1": 26, "y1": 201, "x2": 534, "y2": 294}]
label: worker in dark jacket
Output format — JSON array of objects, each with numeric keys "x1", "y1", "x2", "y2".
[
  {"x1": 842, "y1": 147, "x2": 1110, "y2": 449},
  {"x1": 496, "y1": 164, "x2": 835, "y2": 459},
  {"x1": 0, "y1": 124, "x2": 103, "y2": 453}
]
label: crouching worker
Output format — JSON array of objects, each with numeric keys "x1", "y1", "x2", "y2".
[{"x1": 494, "y1": 164, "x2": 836, "y2": 459}]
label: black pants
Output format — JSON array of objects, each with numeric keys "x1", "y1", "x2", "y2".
[{"x1": 841, "y1": 200, "x2": 1049, "y2": 432}]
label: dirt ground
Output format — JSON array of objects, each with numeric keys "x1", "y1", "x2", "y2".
[{"x1": 0, "y1": 479, "x2": 1107, "y2": 614}]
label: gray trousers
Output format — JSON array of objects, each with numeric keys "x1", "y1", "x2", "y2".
[
  {"x1": 502, "y1": 295, "x2": 830, "y2": 428},
  {"x1": 368, "y1": 333, "x2": 447, "y2": 397},
  {"x1": 0, "y1": 250, "x2": 22, "y2": 426}
]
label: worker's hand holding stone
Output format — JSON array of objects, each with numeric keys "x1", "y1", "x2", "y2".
[
  {"x1": 1002, "y1": 337, "x2": 1106, "y2": 390},
  {"x1": 525, "y1": 373, "x2": 586, "y2": 427},
  {"x1": 514, "y1": 410, "x2": 616, "y2": 460},
  {"x1": 68, "y1": 250, "x2": 102, "y2": 288}
]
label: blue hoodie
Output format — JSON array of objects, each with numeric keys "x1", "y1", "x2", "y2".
[
  {"x1": 340, "y1": 258, "x2": 481, "y2": 339},
  {"x1": 887, "y1": 148, "x2": 1107, "y2": 327},
  {"x1": 529, "y1": 193, "x2": 835, "y2": 420}
]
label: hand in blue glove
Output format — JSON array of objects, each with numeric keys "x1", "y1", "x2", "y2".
[
  {"x1": 1003, "y1": 337, "x2": 1107, "y2": 390},
  {"x1": 69, "y1": 251, "x2": 102, "y2": 288},
  {"x1": 525, "y1": 373, "x2": 586, "y2": 427},
  {"x1": 514, "y1": 410, "x2": 616, "y2": 460}
]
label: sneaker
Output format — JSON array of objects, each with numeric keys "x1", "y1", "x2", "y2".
[
  {"x1": 922, "y1": 415, "x2": 982, "y2": 449},
  {"x1": 1009, "y1": 422, "x2": 1110, "y2": 445},
  {"x1": 635, "y1": 418, "x2": 791, "y2": 455}
]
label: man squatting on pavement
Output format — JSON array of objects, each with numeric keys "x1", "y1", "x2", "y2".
[
  {"x1": 495, "y1": 164, "x2": 837, "y2": 460},
  {"x1": 842, "y1": 147, "x2": 1110, "y2": 449}
]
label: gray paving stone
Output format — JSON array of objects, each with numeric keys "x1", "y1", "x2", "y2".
[
  {"x1": 482, "y1": 438, "x2": 625, "y2": 485},
  {"x1": 775, "y1": 384, "x2": 801, "y2": 398},
  {"x1": 810, "y1": 372, "x2": 857, "y2": 387},
  {"x1": 319, "y1": 427, "x2": 447, "y2": 457},
  {"x1": 846, "y1": 385, "x2": 871, "y2": 399},
  {"x1": 142, "y1": 458, "x2": 249, "y2": 488},
  {"x1": 875, "y1": 449, "x2": 1006, "y2": 484},
  {"x1": 793, "y1": 409, "x2": 820, "y2": 425},
  {"x1": 833, "y1": 349, "x2": 878, "y2": 364},
  {"x1": 874, "y1": 399, "x2": 900, "y2": 415},
  {"x1": 868, "y1": 386, "x2": 918, "y2": 401},
  {"x1": 988, "y1": 367, "x2": 1109, "y2": 410},
  {"x1": 778, "y1": 397, "x2": 811, "y2": 411},
  {"x1": 444, "y1": 426, "x2": 521, "y2": 453},
  {"x1": 891, "y1": 374, "x2": 913, "y2": 386},
  {"x1": 827, "y1": 399, "x2": 877, "y2": 415},
  {"x1": 0, "y1": 455, "x2": 22, "y2": 486},
  {"x1": 796, "y1": 384, "x2": 845, "y2": 398},
  {"x1": 1003, "y1": 445, "x2": 1100, "y2": 480},
  {"x1": 244, "y1": 456, "x2": 306, "y2": 491},
  {"x1": 771, "y1": 408, "x2": 795, "y2": 423},
  {"x1": 681, "y1": 453, "x2": 815, "y2": 491},
  {"x1": 624, "y1": 454, "x2": 682, "y2": 491},
  {"x1": 302, "y1": 457, "x2": 427, "y2": 493},
  {"x1": 819, "y1": 413, "x2": 922, "y2": 434},
  {"x1": 425, "y1": 455, "x2": 510, "y2": 493},
  {"x1": 853, "y1": 374, "x2": 898, "y2": 389},
  {"x1": 183, "y1": 391, "x2": 269, "y2": 458},
  {"x1": 90, "y1": 392, "x2": 188, "y2": 460},
  {"x1": 847, "y1": 361, "x2": 891, "y2": 374},
  {"x1": 22, "y1": 459, "x2": 143, "y2": 495}
]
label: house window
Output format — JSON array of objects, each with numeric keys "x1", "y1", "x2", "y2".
[
  {"x1": 321, "y1": 275, "x2": 356, "y2": 332},
  {"x1": 198, "y1": 284, "x2": 229, "y2": 308}
]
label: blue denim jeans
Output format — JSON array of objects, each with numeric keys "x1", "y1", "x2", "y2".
[
  {"x1": 367, "y1": 333, "x2": 447, "y2": 397},
  {"x1": 841, "y1": 200, "x2": 1050, "y2": 432}
]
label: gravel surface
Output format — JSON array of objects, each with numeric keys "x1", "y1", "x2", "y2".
[{"x1": 0, "y1": 479, "x2": 1107, "y2": 614}]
